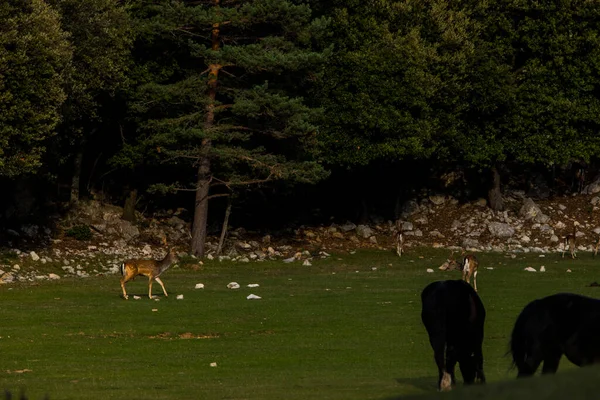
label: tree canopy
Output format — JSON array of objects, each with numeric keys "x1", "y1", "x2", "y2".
[
  {"x1": 0, "y1": 0, "x2": 71, "y2": 177},
  {"x1": 2, "y1": 0, "x2": 600, "y2": 252}
]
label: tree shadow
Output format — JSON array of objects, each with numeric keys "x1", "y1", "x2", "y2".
[{"x1": 389, "y1": 375, "x2": 438, "y2": 398}]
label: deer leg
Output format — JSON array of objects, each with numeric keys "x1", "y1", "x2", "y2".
[
  {"x1": 120, "y1": 275, "x2": 133, "y2": 300},
  {"x1": 473, "y1": 270, "x2": 478, "y2": 292},
  {"x1": 148, "y1": 277, "x2": 154, "y2": 299},
  {"x1": 155, "y1": 277, "x2": 168, "y2": 297}
]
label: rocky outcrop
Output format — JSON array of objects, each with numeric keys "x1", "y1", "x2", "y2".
[{"x1": 3, "y1": 192, "x2": 600, "y2": 285}]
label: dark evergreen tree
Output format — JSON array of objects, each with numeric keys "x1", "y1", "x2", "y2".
[
  {"x1": 0, "y1": 0, "x2": 71, "y2": 177},
  {"x1": 122, "y1": 0, "x2": 330, "y2": 256},
  {"x1": 46, "y1": 0, "x2": 133, "y2": 203}
]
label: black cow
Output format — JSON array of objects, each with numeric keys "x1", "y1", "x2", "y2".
[
  {"x1": 421, "y1": 280, "x2": 486, "y2": 391},
  {"x1": 510, "y1": 293, "x2": 600, "y2": 377}
]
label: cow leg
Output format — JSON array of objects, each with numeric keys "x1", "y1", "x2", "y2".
[
  {"x1": 541, "y1": 353, "x2": 562, "y2": 374},
  {"x1": 474, "y1": 348, "x2": 486, "y2": 383},
  {"x1": 431, "y1": 338, "x2": 451, "y2": 391},
  {"x1": 445, "y1": 348, "x2": 458, "y2": 387},
  {"x1": 516, "y1": 353, "x2": 543, "y2": 378}
]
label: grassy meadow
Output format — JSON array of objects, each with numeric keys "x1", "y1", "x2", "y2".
[{"x1": 1, "y1": 248, "x2": 599, "y2": 399}]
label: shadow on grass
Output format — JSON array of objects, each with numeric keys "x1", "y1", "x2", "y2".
[
  {"x1": 394, "y1": 376, "x2": 438, "y2": 393},
  {"x1": 389, "y1": 364, "x2": 600, "y2": 400}
]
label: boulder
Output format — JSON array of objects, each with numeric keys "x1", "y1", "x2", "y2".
[
  {"x1": 429, "y1": 195, "x2": 446, "y2": 206},
  {"x1": 399, "y1": 199, "x2": 420, "y2": 218},
  {"x1": 115, "y1": 220, "x2": 140, "y2": 241},
  {"x1": 488, "y1": 222, "x2": 515, "y2": 238},
  {"x1": 356, "y1": 225, "x2": 373, "y2": 239},
  {"x1": 584, "y1": 175, "x2": 600, "y2": 194},
  {"x1": 519, "y1": 198, "x2": 542, "y2": 220},
  {"x1": 339, "y1": 222, "x2": 357, "y2": 233}
]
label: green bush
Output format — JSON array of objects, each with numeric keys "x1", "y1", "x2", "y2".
[{"x1": 66, "y1": 225, "x2": 92, "y2": 241}]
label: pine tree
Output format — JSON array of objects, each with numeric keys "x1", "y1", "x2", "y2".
[{"x1": 127, "y1": 0, "x2": 330, "y2": 256}]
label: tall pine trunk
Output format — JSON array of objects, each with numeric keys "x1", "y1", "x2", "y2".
[
  {"x1": 70, "y1": 150, "x2": 83, "y2": 204},
  {"x1": 191, "y1": 2, "x2": 221, "y2": 257},
  {"x1": 488, "y1": 164, "x2": 504, "y2": 211}
]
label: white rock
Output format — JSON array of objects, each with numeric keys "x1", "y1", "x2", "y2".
[
  {"x1": 426, "y1": 268, "x2": 434, "y2": 273},
  {"x1": 567, "y1": 269, "x2": 572, "y2": 273},
  {"x1": 133, "y1": 295, "x2": 141, "y2": 300},
  {"x1": 524, "y1": 267, "x2": 536, "y2": 272},
  {"x1": 486, "y1": 267, "x2": 494, "y2": 270},
  {"x1": 30, "y1": 251, "x2": 40, "y2": 261},
  {"x1": 142, "y1": 244, "x2": 152, "y2": 255},
  {"x1": 247, "y1": 294, "x2": 261, "y2": 300},
  {"x1": 210, "y1": 362, "x2": 218, "y2": 367},
  {"x1": 247, "y1": 284, "x2": 260, "y2": 288},
  {"x1": 302, "y1": 259, "x2": 312, "y2": 266},
  {"x1": 195, "y1": 283, "x2": 205, "y2": 289},
  {"x1": 227, "y1": 282, "x2": 240, "y2": 289},
  {"x1": 283, "y1": 256, "x2": 296, "y2": 263},
  {"x1": 48, "y1": 273, "x2": 60, "y2": 280},
  {"x1": 176, "y1": 294, "x2": 184, "y2": 300}
]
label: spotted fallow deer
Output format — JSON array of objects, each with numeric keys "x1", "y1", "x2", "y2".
[
  {"x1": 442, "y1": 251, "x2": 479, "y2": 292},
  {"x1": 120, "y1": 247, "x2": 179, "y2": 299},
  {"x1": 461, "y1": 253, "x2": 479, "y2": 292},
  {"x1": 562, "y1": 226, "x2": 577, "y2": 259},
  {"x1": 395, "y1": 220, "x2": 404, "y2": 257}
]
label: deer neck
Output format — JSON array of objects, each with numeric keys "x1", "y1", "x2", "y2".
[{"x1": 159, "y1": 252, "x2": 176, "y2": 273}]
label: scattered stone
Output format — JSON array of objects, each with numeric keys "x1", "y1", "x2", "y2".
[
  {"x1": 247, "y1": 294, "x2": 261, "y2": 300},
  {"x1": 356, "y1": 225, "x2": 373, "y2": 239},
  {"x1": 195, "y1": 283, "x2": 205, "y2": 289},
  {"x1": 339, "y1": 222, "x2": 357, "y2": 232},
  {"x1": 524, "y1": 267, "x2": 536, "y2": 272},
  {"x1": 227, "y1": 282, "x2": 240, "y2": 289},
  {"x1": 488, "y1": 222, "x2": 515, "y2": 238},
  {"x1": 30, "y1": 251, "x2": 40, "y2": 261}
]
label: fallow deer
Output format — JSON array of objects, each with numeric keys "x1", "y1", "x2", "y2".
[
  {"x1": 395, "y1": 224, "x2": 404, "y2": 257},
  {"x1": 461, "y1": 253, "x2": 479, "y2": 292},
  {"x1": 440, "y1": 250, "x2": 479, "y2": 292},
  {"x1": 120, "y1": 247, "x2": 179, "y2": 299},
  {"x1": 562, "y1": 226, "x2": 577, "y2": 259}
]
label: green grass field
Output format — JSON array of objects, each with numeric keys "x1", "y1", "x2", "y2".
[{"x1": 0, "y1": 248, "x2": 598, "y2": 399}]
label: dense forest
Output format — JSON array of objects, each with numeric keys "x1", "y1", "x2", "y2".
[{"x1": 2, "y1": 0, "x2": 600, "y2": 256}]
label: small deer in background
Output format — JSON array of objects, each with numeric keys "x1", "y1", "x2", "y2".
[
  {"x1": 441, "y1": 250, "x2": 479, "y2": 292},
  {"x1": 120, "y1": 246, "x2": 179, "y2": 299},
  {"x1": 461, "y1": 253, "x2": 479, "y2": 292},
  {"x1": 395, "y1": 220, "x2": 404, "y2": 257},
  {"x1": 562, "y1": 226, "x2": 577, "y2": 259}
]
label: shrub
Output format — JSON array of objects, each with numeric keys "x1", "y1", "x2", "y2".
[{"x1": 66, "y1": 225, "x2": 92, "y2": 241}]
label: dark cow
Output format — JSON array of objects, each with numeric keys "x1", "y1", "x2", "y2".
[
  {"x1": 510, "y1": 293, "x2": 600, "y2": 377},
  {"x1": 421, "y1": 280, "x2": 486, "y2": 391}
]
